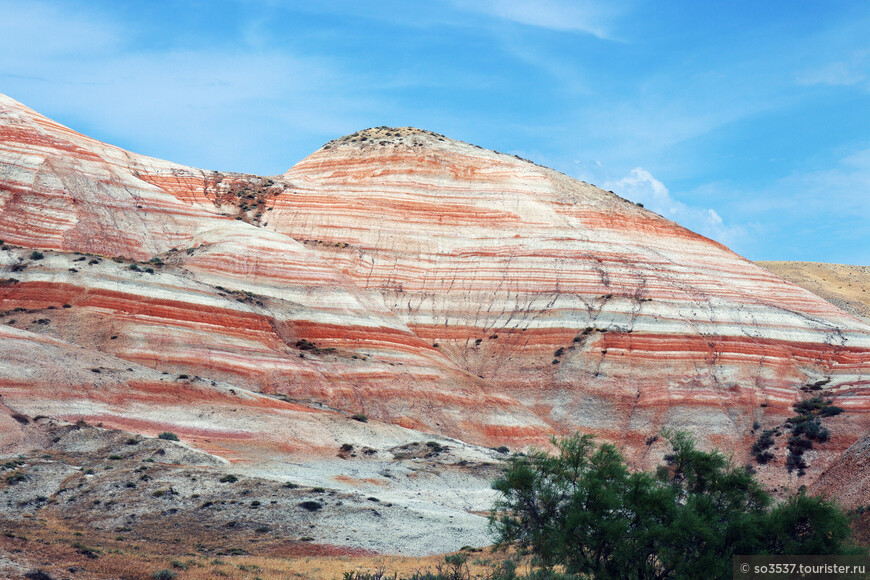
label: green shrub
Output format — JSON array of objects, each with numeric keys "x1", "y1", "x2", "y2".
[
  {"x1": 350, "y1": 413, "x2": 368, "y2": 423},
  {"x1": 425, "y1": 441, "x2": 445, "y2": 453},
  {"x1": 219, "y1": 474, "x2": 238, "y2": 483},
  {"x1": 158, "y1": 432, "x2": 179, "y2": 441},
  {"x1": 29, "y1": 251, "x2": 44, "y2": 260},
  {"x1": 298, "y1": 501, "x2": 322, "y2": 512},
  {"x1": 490, "y1": 431, "x2": 865, "y2": 579}
]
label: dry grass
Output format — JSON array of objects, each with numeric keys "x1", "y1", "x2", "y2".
[
  {"x1": 0, "y1": 515, "x2": 503, "y2": 579},
  {"x1": 3, "y1": 510, "x2": 867, "y2": 579}
]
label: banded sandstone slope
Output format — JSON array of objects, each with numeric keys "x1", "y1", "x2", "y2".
[
  {"x1": 274, "y1": 129, "x2": 870, "y2": 471},
  {"x1": 0, "y1": 93, "x2": 869, "y2": 520}
]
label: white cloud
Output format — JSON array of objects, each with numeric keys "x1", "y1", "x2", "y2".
[
  {"x1": 450, "y1": 0, "x2": 630, "y2": 38},
  {"x1": 604, "y1": 168, "x2": 746, "y2": 248}
]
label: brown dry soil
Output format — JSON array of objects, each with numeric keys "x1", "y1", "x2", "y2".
[
  {"x1": 1, "y1": 502, "x2": 866, "y2": 580},
  {"x1": 0, "y1": 515, "x2": 508, "y2": 579},
  {"x1": 756, "y1": 261, "x2": 870, "y2": 323}
]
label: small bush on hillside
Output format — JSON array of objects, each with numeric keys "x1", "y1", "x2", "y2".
[
  {"x1": 298, "y1": 500, "x2": 322, "y2": 512},
  {"x1": 10, "y1": 413, "x2": 29, "y2": 425},
  {"x1": 157, "y1": 432, "x2": 179, "y2": 441},
  {"x1": 751, "y1": 429, "x2": 776, "y2": 463},
  {"x1": 350, "y1": 413, "x2": 368, "y2": 423}
]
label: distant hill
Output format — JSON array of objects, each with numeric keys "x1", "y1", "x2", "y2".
[{"x1": 757, "y1": 261, "x2": 870, "y2": 324}]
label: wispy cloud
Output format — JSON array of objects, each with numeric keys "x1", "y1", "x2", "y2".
[
  {"x1": 796, "y1": 50, "x2": 870, "y2": 91},
  {"x1": 721, "y1": 148, "x2": 870, "y2": 263},
  {"x1": 0, "y1": 1, "x2": 381, "y2": 173},
  {"x1": 0, "y1": 0, "x2": 867, "y2": 264},
  {"x1": 0, "y1": 1, "x2": 121, "y2": 58},
  {"x1": 450, "y1": 0, "x2": 631, "y2": 38},
  {"x1": 737, "y1": 149, "x2": 870, "y2": 218},
  {"x1": 604, "y1": 168, "x2": 746, "y2": 248}
]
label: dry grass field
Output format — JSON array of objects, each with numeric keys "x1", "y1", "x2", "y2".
[{"x1": 0, "y1": 514, "x2": 509, "y2": 579}]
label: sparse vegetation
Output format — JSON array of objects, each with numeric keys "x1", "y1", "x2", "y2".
[
  {"x1": 350, "y1": 413, "x2": 369, "y2": 423},
  {"x1": 29, "y1": 251, "x2": 44, "y2": 260},
  {"x1": 751, "y1": 428, "x2": 777, "y2": 464},
  {"x1": 785, "y1": 396, "x2": 842, "y2": 476},
  {"x1": 158, "y1": 432, "x2": 179, "y2": 441},
  {"x1": 425, "y1": 441, "x2": 446, "y2": 454},
  {"x1": 72, "y1": 541, "x2": 99, "y2": 559},
  {"x1": 748, "y1": 396, "x2": 845, "y2": 475}
]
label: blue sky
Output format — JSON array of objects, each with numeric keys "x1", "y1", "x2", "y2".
[{"x1": 1, "y1": 1, "x2": 868, "y2": 264}]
